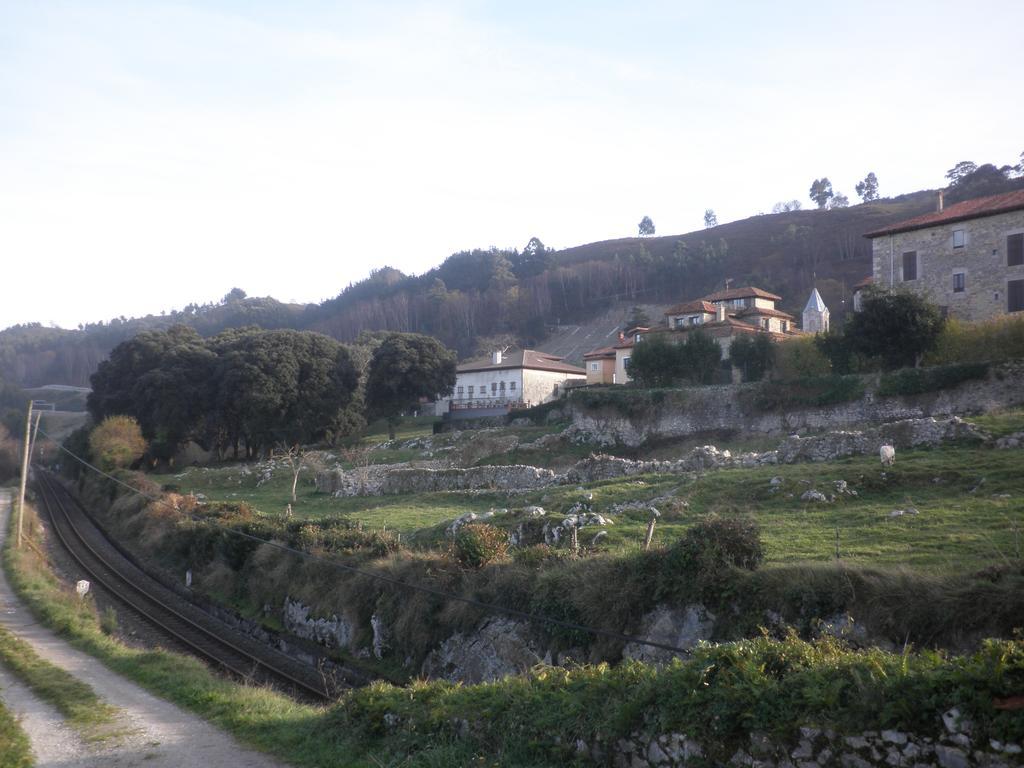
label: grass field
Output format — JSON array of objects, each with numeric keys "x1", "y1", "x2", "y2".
[{"x1": 153, "y1": 439, "x2": 1024, "y2": 574}]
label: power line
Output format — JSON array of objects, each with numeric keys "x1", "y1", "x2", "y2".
[{"x1": 40, "y1": 429, "x2": 697, "y2": 656}]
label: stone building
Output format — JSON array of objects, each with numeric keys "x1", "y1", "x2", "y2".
[
  {"x1": 801, "y1": 287, "x2": 829, "y2": 333},
  {"x1": 864, "y1": 189, "x2": 1024, "y2": 320}
]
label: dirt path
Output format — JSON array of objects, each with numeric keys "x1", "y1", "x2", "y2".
[{"x1": 0, "y1": 488, "x2": 288, "y2": 768}]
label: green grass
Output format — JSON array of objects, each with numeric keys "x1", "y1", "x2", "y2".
[
  {"x1": 0, "y1": 698, "x2": 32, "y2": 768},
  {"x1": 971, "y1": 407, "x2": 1024, "y2": 438},
  {"x1": 361, "y1": 415, "x2": 438, "y2": 444},
  {"x1": 8, "y1": 500, "x2": 1024, "y2": 767},
  {"x1": 0, "y1": 625, "x2": 120, "y2": 740},
  {"x1": 159, "y1": 441, "x2": 1024, "y2": 574}
]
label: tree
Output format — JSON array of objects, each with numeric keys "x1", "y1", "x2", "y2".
[
  {"x1": 222, "y1": 287, "x2": 247, "y2": 303},
  {"x1": 771, "y1": 200, "x2": 802, "y2": 213},
  {"x1": 704, "y1": 209, "x2": 718, "y2": 228},
  {"x1": 809, "y1": 178, "x2": 834, "y2": 209},
  {"x1": 638, "y1": 216, "x2": 655, "y2": 237},
  {"x1": 627, "y1": 334, "x2": 685, "y2": 388},
  {"x1": 841, "y1": 289, "x2": 945, "y2": 370},
  {"x1": 364, "y1": 333, "x2": 456, "y2": 439},
  {"x1": 511, "y1": 237, "x2": 554, "y2": 279},
  {"x1": 89, "y1": 416, "x2": 147, "y2": 471},
  {"x1": 828, "y1": 192, "x2": 850, "y2": 209},
  {"x1": 945, "y1": 161, "x2": 978, "y2": 186},
  {"x1": 854, "y1": 172, "x2": 879, "y2": 202},
  {"x1": 729, "y1": 334, "x2": 773, "y2": 382},
  {"x1": 684, "y1": 331, "x2": 722, "y2": 384}
]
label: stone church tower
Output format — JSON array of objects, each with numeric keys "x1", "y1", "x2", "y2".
[{"x1": 802, "y1": 288, "x2": 829, "y2": 333}]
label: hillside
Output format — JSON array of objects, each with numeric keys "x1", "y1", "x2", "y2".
[{"x1": 3, "y1": 171, "x2": 1023, "y2": 388}]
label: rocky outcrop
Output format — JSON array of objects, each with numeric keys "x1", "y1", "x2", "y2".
[
  {"x1": 420, "y1": 617, "x2": 546, "y2": 684},
  {"x1": 283, "y1": 596, "x2": 356, "y2": 651},
  {"x1": 622, "y1": 605, "x2": 715, "y2": 665},
  {"x1": 316, "y1": 463, "x2": 558, "y2": 497},
  {"x1": 775, "y1": 417, "x2": 987, "y2": 463}
]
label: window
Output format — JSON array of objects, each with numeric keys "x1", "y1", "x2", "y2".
[
  {"x1": 635, "y1": 333, "x2": 642, "y2": 342},
  {"x1": 953, "y1": 229, "x2": 965, "y2": 248},
  {"x1": 1010, "y1": 279, "x2": 1024, "y2": 313},
  {"x1": 688, "y1": 315, "x2": 701, "y2": 325},
  {"x1": 623, "y1": 355, "x2": 631, "y2": 371},
  {"x1": 953, "y1": 272, "x2": 966, "y2": 293},
  {"x1": 782, "y1": 321, "x2": 789, "y2": 332},
  {"x1": 1009, "y1": 234, "x2": 1024, "y2": 267},
  {"x1": 902, "y1": 251, "x2": 917, "y2": 281},
  {"x1": 468, "y1": 385, "x2": 474, "y2": 397},
  {"x1": 491, "y1": 382, "x2": 498, "y2": 395},
  {"x1": 674, "y1": 317, "x2": 684, "y2": 328},
  {"x1": 457, "y1": 386, "x2": 464, "y2": 398},
  {"x1": 590, "y1": 361, "x2": 599, "y2": 371},
  {"x1": 760, "y1": 318, "x2": 769, "y2": 329},
  {"x1": 509, "y1": 382, "x2": 516, "y2": 391},
  {"x1": 499, "y1": 381, "x2": 506, "y2": 393}
]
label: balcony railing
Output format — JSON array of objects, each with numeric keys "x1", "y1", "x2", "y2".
[{"x1": 449, "y1": 398, "x2": 529, "y2": 411}]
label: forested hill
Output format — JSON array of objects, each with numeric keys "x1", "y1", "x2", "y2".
[{"x1": 4, "y1": 167, "x2": 1022, "y2": 389}]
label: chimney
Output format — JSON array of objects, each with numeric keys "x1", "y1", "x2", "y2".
[
  {"x1": 492, "y1": 350, "x2": 502, "y2": 365},
  {"x1": 937, "y1": 190, "x2": 944, "y2": 212},
  {"x1": 716, "y1": 304, "x2": 726, "y2": 322},
  {"x1": 618, "y1": 332, "x2": 625, "y2": 342}
]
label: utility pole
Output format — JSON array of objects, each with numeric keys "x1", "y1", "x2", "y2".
[{"x1": 16, "y1": 401, "x2": 34, "y2": 550}]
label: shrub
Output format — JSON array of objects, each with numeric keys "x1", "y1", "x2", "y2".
[
  {"x1": 659, "y1": 515, "x2": 763, "y2": 603},
  {"x1": 451, "y1": 523, "x2": 509, "y2": 569},
  {"x1": 926, "y1": 314, "x2": 1024, "y2": 365},
  {"x1": 675, "y1": 515, "x2": 764, "y2": 571},
  {"x1": 88, "y1": 415, "x2": 147, "y2": 471},
  {"x1": 772, "y1": 336, "x2": 831, "y2": 380},
  {"x1": 877, "y1": 362, "x2": 990, "y2": 397}
]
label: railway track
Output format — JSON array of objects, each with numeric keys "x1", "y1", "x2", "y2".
[{"x1": 34, "y1": 471, "x2": 335, "y2": 703}]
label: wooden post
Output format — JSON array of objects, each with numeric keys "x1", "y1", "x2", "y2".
[
  {"x1": 16, "y1": 402, "x2": 33, "y2": 550},
  {"x1": 643, "y1": 507, "x2": 660, "y2": 551}
]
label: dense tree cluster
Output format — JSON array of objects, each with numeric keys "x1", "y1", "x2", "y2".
[
  {"x1": 626, "y1": 332, "x2": 722, "y2": 387},
  {"x1": 364, "y1": 333, "x2": 456, "y2": 439},
  {"x1": 88, "y1": 326, "x2": 359, "y2": 460}
]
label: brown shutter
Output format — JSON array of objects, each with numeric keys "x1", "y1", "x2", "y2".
[
  {"x1": 1009, "y1": 234, "x2": 1024, "y2": 267},
  {"x1": 1009, "y1": 279, "x2": 1024, "y2": 313}
]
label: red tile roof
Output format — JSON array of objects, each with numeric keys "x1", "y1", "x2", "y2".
[
  {"x1": 665, "y1": 300, "x2": 716, "y2": 315},
  {"x1": 458, "y1": 350, "x2": 586, "y2": 375},
  {"x1": 735, "y1": 306, "x2": 795, "y2": 320},
  {"x1": 583, "y1": 346, "x2": 617, "y2": 359},
  {"x1": 853, "y1": 275, "x2": 874, "y2": 291},
  {"x1": 701, "y1": 286, "x2": 782, "y2": 302},
  {"x1": 865, "y1": 190, "x2": 1024, "y2": 237}
]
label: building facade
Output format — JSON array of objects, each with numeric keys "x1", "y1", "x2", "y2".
[
  {"x1": 443, "y1": 350, "x2": 586, "y2": 418},
  {"x1": 582, "y1": 346, "x2": 616, "y2": 384},
  {"x1": 865, "y1": 190, "x2": 1024, "y2": 321}
]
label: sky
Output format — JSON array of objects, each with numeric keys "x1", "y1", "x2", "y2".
[{"x1": 1, "y1": 1, "x2": 1022, "y2": 331}]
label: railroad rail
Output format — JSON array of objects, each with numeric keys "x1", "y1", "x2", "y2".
[{"x1": 34, "y1": 471, "x2": 334, "y2": 702}]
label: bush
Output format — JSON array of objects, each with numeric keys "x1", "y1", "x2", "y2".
[
  {"x1": 877, "y1": 362, "x2": 990, "y2": 397},
  {"x1": 751, "y1": 374, "x2": 865, "y2": 411},
  {"x1": 659, "y1": 515, "x2": 763, "y2": 603},
  {"x1": 674, "y1": 515, "x2": 764, "y2": 571},
  {"x1": 571, "y1": 387, "x2": 672, "y2": 418},
  {"x1": 926, "y1": 314, "x2": 1024, "y2": 366},
  {"x1": 772, "y1": 336, "x2": 831, "y2": 380},
  {"x1": 451, "y1": 524, "x2": 509, "y2": 569},
  {"x1": 88, "y1": 415, "x2": 147, "y2": 471}
]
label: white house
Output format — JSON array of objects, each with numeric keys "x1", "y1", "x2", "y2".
[{"x1": 443, "y1": 350, "x2": 586, "y2": 419}]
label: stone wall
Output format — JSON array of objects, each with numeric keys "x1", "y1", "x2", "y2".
[
  {"x1": 565, "y1": 363, "x2": 1024, "y2": 447},
  {"x1": 316, "y1": 417, "x2": 991, "y2": 497}
]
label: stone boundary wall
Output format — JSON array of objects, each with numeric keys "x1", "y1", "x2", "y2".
[
  {"x1": 315, "y1": 417, "x2": 992, "y2": 497},
  {"x1": 565, "y1": 362, "x2": 1024, "y2": 447}
]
